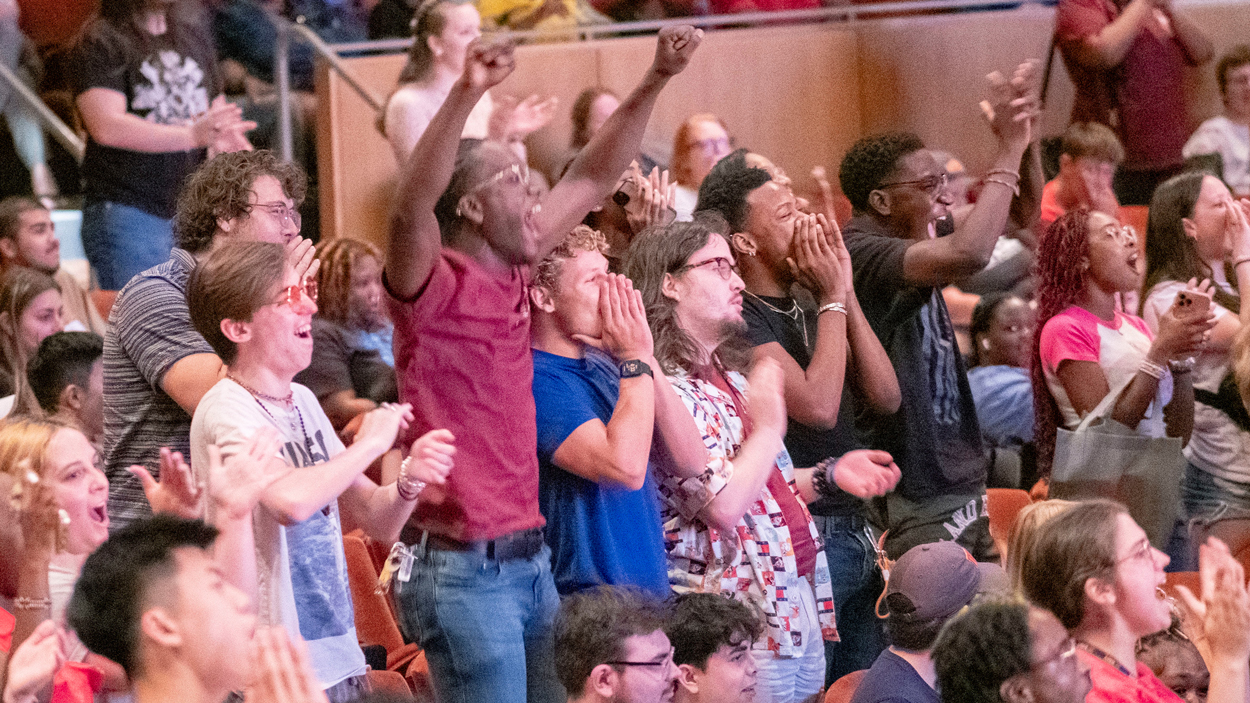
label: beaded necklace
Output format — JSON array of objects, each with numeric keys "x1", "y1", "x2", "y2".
[{"x1": 228, "y1": 374, "x2": 315, "y2": 458}]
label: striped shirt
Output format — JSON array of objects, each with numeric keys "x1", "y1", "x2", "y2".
[{"x1": 102, "y1": 248, "x2": 215, "y2": 531}]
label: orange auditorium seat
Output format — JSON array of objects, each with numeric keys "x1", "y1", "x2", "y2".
[{"x1": 824, "y1": 669, "x2": 867, "y2": 703}]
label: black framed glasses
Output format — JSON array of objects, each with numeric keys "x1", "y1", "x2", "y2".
[
  {"x1": 606, "y1": 647, "x2": 675, "y2": 676},
  {"x1": 676, "y1": 257, "x2": 736, "y2": 281}
]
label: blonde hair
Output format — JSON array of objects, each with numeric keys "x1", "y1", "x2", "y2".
[
  {"x1": 531, "y1": 225, "x2": 608, "y2": 295},
  {"x1": 1005, "y1": 499, "x2": 1077, "y2": 593},
  {"x1": 0, "y1": 416, "x2": 71, "y2": 481}
]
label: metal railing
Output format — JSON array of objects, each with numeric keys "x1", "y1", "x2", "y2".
[{"x1": 0, "y1": 60, "x2": 85, "y2": 163}]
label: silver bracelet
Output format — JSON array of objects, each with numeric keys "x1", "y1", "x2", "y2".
[
  {"x1": 14, "y1": 596, "x2": 51, "y2": 611},
  {"x1": 817, "y1": 302, "x2": 848, "y2": 316},
  {"x1": 1138, "y1": 358, "x2": 1167, "y2": 380},
  {"x1": 396, "y1": 456, "x2": 427, "y2": 501}
]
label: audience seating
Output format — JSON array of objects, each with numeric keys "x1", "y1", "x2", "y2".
[
  {"x1": 1162, "y1": 571, "x2": 1201, "y2": 600},
  {"x1": 986, "y1": 488, "x2": 1032, "y2": 560},
  {"x1": 90, "y1": 290, "x2": 117, "y2": 321},
  {"x1": 342, "y1": 532, "x2": 429, "y2": 691},
  {"x1": 365, "y1": 669, "x2": 413, "y2": 698},
  {"x1": 824, "y1": 669, "x2": 867, "y2": 703}
]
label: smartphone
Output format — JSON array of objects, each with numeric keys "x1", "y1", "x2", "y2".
[{"x1": 1174, "y1": 289, "x2": 1212, "y2": 319}]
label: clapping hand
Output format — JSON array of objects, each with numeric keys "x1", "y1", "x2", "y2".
[
  {"x1": 405, "y1": 429, "x2": 456, "y2": 487},
  {"x1": 130, "y1": 447, "x2": 202, "y2": 519},
  {"x1": 352, "y1": 402, "x2": 414, "y2": 453},
  {"x1": 207, "y1": 428, "x2": 290, "y2": 521},
  {"x1": 624, "y1": 164, "x2": 678, "y2": 234},
  {"x1": 1174, "y1": 537, "x2": 1250, "y2": 666},
  {"x1": 828, "y1": 450, "x2": 901, "y2": 498},
  {"x1": 650, "y1": 25, "x2": 703, "y2": 78},
  {"x1": 243, "y1": 628, "x2": 329, "y2": 703},
  {"x1": 981, "y1": 60, "x2": 1041, "y2": 149},
  {"x1": 4, "y1": 620, "x2": 68, "y2": 703},
  {"x1": 745, "y1": 357, "x2": 787, "y2": 440}
]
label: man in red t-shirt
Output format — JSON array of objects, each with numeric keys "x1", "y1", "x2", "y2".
[
  {"x1": 382, "y1": 27, "x2": 702, "y2": 703},
  {"x1": 1055, "y1": 0, "x2": 1212, "y2": 204}
]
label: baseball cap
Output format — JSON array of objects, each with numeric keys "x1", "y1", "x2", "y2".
[{"x1": 885, "y1": 541, "x2": 1006, "y2": 623}]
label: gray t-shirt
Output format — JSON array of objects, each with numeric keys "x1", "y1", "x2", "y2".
[
  {"x1": 191, "y1": 379, "x2": 365, "y2": 689},
  {"x1": 103, "y1": 248, "x2": 215, "y2": 530}
]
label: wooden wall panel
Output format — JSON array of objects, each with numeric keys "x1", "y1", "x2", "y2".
[{"x1": 317, "y1": 0, "x2": 1250, "y2": 245}]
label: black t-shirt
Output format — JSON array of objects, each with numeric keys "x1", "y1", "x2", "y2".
[
  {"x1": 842, "y1": 216, "x2": 988, "y2": 500},
  {"x1": 294, "y1": 318, "x2": 398, "y2": 405},
  {"x1": 741, "y1": 292, "x2": 862, "y2": 517},
  {"x1": 72, "y1": 19, "x2": 219, "y2": 219}
]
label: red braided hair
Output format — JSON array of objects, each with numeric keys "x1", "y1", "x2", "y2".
[{"x1": 1031, "y1": 209, "x2": 1093, "y2": 477}]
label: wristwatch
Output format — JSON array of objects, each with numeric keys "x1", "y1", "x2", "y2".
[{"x1": 619, "y1": 359, "x2": 654, "y2": 379}]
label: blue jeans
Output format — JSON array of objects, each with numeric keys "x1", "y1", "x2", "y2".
[
  {"x1": 80, "y1": 200, "x2": 174, "y2": 290},
  {"x1": 813, "y1": 513, "x2": 886, "y2": 685},
  {"x1": 393, "y1": 542, "x2": 564, "y2": 703}
]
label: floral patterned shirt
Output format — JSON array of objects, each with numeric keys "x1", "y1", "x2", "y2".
[{"x1": 660, "y1": 369, "x2": 838, "y2": 656}]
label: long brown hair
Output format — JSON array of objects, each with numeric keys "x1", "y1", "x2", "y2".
[
  {"x1": 1019, "y1": 499, "x2": 1126, "y2": 629},
  {"x1": 1142, "y1": 171, "x2": 1239, "y2": 315},
  {"x1": 623, "y1": 221, "x2": 750, "y2": 375},
  {"x1": 1030, "y1": 210, "x2": 1094, "y2": 476},
  {"x1": 0, "y1": 268, "x2": 60, "y2": 413},
  {"x1": 379, "y1": 0, "x2": 457, "y2": 134}
]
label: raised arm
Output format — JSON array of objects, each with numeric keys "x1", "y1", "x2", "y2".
[
  {"x1": 551, "y1": 276, "x2": 656, "y2": 490},
  {"x1": 532, "y1": 26, "x2": 702, "y2": 261},
  {"x1": 901, "y1": 61, "x2": 1039, "y2": 287},
  {"x1": 386, "y1": 39, "x2": 517, "y2": 299},
  {"x1": 1062, "y1": 0, "x2": 1157, "y2": 69}
]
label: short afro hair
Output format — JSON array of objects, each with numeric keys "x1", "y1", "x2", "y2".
[
  {"x1": 933, "y1": 598, "x2": 1033, "y2": 703},
  {"x1": 838, "y1": 132, "x2": 926, "y2": 213},
  {"x1": 695, "y1": 149, "x2": 772, "y2": 233},
  {"x1": 68, "y1": 516, "x2": 219, "y2": 676}
]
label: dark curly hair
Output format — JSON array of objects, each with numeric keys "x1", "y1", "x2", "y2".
[
  {"x1": 554, "y1": 587, "x2": 671, "y2": 698},
  {"x1": 1030, "y1": 209, "x2": 1093, "y2": 476},
  {"x1": 838, "y1": 132, "x2": 926, "y2": 213},
  {"x1": 174, "y1": 150, "x2": 307, "y2": 254},
  {"x1": 666, "y1": 593, "x2": 763, "y2": 670},
  {"x1": 933, "y1": 598, "x2": 1034, "y2": 703},
  {"x1": 695, "y1": 149, "x2": 772, "y2": 234}
]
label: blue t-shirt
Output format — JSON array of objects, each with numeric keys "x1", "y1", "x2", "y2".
[
  {"x1": 967, "y1": 365, "x2": 1034, "y2": 447},
  {"x1": 850, "y1": 649, "x2": 940, "y2": 703},
  {"x1": 532, "y1": 348, "x2": 670, "y2": 597}
]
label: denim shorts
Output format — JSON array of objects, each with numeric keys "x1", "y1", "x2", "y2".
[{"x1": 1183, "y1": 463, "x2": 1250, "y2": 526}]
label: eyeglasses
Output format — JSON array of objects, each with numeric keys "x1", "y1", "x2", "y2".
[
  {"x1": 1032, "y1": 638, "x2": 1078, "y2": 670},
  {"x1": 249, "y1": 202, "x2": 302, "y2": 230},
  {"x1": 1115, "y1": 538, "x2": 1155, "y2": 566},
  {"x1": 274, "y1": 277, "x2": 318, "y2": 308},
  {"x1": 606, "y1": 647, "x2": 675, "y2": 676},
  {"x1": 469, "y1": 163, "x2": 531, "y2": 195},
  {"x1": 878, "y1": 172, "x2": 949, "y2": 196},
  {"x1": 689, "y1": 137, "x2": 731, "y2": 154},
  {"x1": 676, "y1": 257, "x2": 737, "y2": 281}
]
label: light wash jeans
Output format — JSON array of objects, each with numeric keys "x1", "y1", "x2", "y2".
[
  {"x1": 393, "y1": 542, "x2": 564, "y2": 703},
  {"x1": 80, "y1": 200, "x2": 174, "y2": 290}
]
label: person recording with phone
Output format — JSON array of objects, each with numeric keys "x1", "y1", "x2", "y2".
[
  {"x1": 1032, "y1": 208, "x2": 1213, "y2": 500},
  {"x1": 1142, "y1": 172, "x2": 1250, "y2": 568}
]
